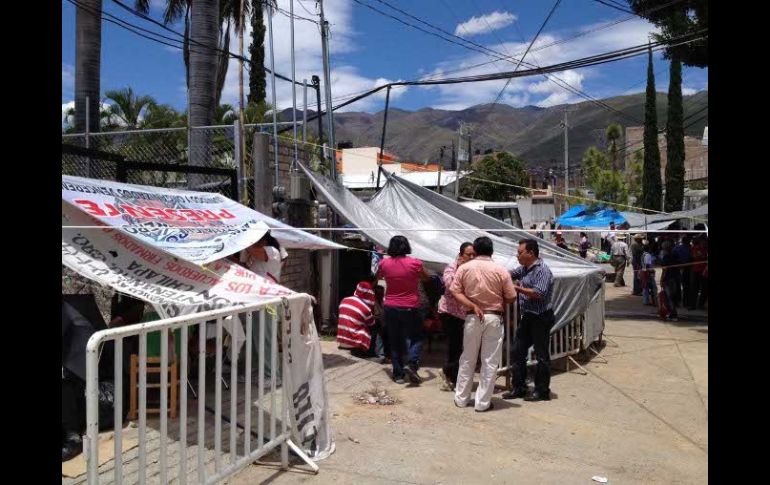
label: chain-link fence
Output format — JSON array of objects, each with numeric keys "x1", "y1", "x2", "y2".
[{"x1": 61, "y1": 122, "x2": 321, "y2": 203}]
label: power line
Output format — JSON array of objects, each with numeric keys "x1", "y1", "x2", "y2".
[
  {"x1": 590, "y1": 0, "x2": 636, "y2": 15},
  {"x1": 103, "y1": 0, "x2": 309, "y2": 87},
  {"x1": 354, "y1": 0, "x2": 648, "y2": 124},
  {"x1": 282, "y1": 32, "x2": 706, "y2": 135},
  {"x1": 490, "y1": 0, "x2": 563, "y2": 107}
]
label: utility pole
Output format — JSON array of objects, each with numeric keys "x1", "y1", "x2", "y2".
[
  {"x1": 238, "y1": 0, "x2": 246, "y2": 203},
  {"x1": 318, "y1": 0, "x2": 336, "y2": 181},
  {"x1": 560, "y1": 107, "x2": 577, "y2": 210}
]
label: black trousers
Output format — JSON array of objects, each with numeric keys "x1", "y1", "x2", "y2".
[
  {"x1": 439, "y1": 313, "x2": 464, "y2": 384},
  {"x1": 511, "y1": 310, "x2": 555, "y2": 394},
  {"x1": 62, "y1": 371, "x2": 86, "y2": 439},
  {"x1": 689, "y1": 271, "x2": 707, "y2": 309}
]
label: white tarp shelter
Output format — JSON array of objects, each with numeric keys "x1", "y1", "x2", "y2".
[
  {"x1": 300, "y1": 164, "x2": 605, "y2": 341},
  {"x1": 62, "y1": 176, "x2": 341, "y2": 460}
]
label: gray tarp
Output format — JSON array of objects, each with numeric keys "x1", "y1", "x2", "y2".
[
  {"x1": 621, "y1": 203, "x2": 709, "y2": 229},
  {"x1": 301, "y1": 164, "x2": 605, "y2": 338}
]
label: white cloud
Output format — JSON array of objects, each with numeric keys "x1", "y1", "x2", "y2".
[
  {"x1": 218, "y1": 0, "x2": 395, "y2": 114},
  {"x1": 422, "y1": 17, "x2": 660, "y2": 110},
  {"x1": 61, "y1": 101, "x2": 122, "y2": 129},
  {"x1": 62, "y1": 101, "x2": 75, "y2": 126},
  {"x1": 682, "y1": 87, "x2": 696, "y2": 96},
  {"x1": 454, "y1": 11, "x2": 517, "y2": 37}
]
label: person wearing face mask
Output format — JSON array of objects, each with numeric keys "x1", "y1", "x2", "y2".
[{"x1": 437, "y1": 242, "x2": 476, "y2": 392}]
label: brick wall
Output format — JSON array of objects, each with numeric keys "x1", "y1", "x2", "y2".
[{"x1": 268, "y1": 140, "x2": 321, "y2": 298}]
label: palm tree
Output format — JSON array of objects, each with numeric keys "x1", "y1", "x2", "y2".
[
  {"x1": 74, "y1": 0, "x2": 102, "y2": 133},
  {"x1": 605, "y1": 123, "x2": 623, "y2": 170},
  {"x1": 141, "y1": 103, "x2": 185, "y2": 129},
  {"x1": 103, "y1": 87, "x2": 156, "y2": 129}
]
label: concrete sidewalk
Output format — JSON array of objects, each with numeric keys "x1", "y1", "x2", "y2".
[{"x1": 232, "y1": 277, "x2": 708, "y2": 484}]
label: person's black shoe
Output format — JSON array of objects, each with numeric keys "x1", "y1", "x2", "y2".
[
  {"x1": 475, "y1": 402, "x2": 494, "y2": 412},
  {"x1": 501, "y1": 387, "x2": 528, "y2": 399},
  {"x1": 62, "y1": 432, "x2": 83, "y2": 462},
  {"x1": 404, "y1": 366, "x2": 422, "y2": 384},
  {"x1": 524, "y1": 390, "x2": 551, "y2": 402}
]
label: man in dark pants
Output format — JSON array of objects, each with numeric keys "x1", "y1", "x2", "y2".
[
  {"x1": 502, "y1": 239, "x2": 556, "y2": 402},
  {"x1": 630, "y1": 234, "x2": 644, "y2": 295}
]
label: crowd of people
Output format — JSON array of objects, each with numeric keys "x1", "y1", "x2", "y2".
[
  {"x1": 336, "y1": 234, "x2": 556, "y2": 411},
  {"x1": 603, "y1": 223, "x2": 709, "y2": 321}
]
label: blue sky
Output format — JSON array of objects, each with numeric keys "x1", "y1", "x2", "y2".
[{"x1": 62, "y1": 0, "x2": 708, "y2": 118}]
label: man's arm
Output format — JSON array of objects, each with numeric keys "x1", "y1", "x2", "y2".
[
  {"x1": 513, "y1": 267, "x2": 550, "y2": 300},
  {"x1": 449, "y1": 267, "x2": 483, "y2": 319},
  {"x1": 509, "y1": 266, "x2": 525, "y2": 281},
  {"x1": 451, "y1": 289, "x2": 483, "y2": 320}
]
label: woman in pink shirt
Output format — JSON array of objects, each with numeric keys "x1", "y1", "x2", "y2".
[
  {"x1": 376, "y1": 236, "x2": 430, "y2": 384},
  {"x1": 437, "y1": 242, "x2": 476, "y2": 391}
]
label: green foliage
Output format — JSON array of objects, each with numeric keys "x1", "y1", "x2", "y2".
[
  {"x1": 460, "y1": 151, "x2": 528, "y2": 201},
  {"x1": 626, "y1": 150, "x2": 644, "y2": 202},
  {"x1": 640, "y1": 45, "x2": 663, "y2": 211},
  {"x1": 581, "y1": 143, "x2": 629, "y2": 207}
]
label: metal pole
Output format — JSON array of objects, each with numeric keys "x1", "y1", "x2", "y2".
[
  {"x1": 376, "y1": 85, "x2": 392, "y2": 190},
  {"x1": 239, "y1": 0, "x2": 247, "y2": 203},
  {"x1": 85, "y1": 95, "x2": 92, "y2": 178},
  {"x1": 234, "y1": 119, "x2": 243, "y2": 202},
  {"x1": 313, "y1": 76, "x2": 324, "y2": 162},
  {"x1": 267, "y1": 3, "x2": 280, "y2": 187},
  {"x1": 303, "y1": 79, "x2": 308, "y2": 143},
  {"x1": 452, "y1": 139, "x2": 458, "y2": 201},
  {"x1": 290, "y1": 0, "x2": 298, "y2": 170},
  {"x1": 319, "y1": 1, "x2": 336, "y2": 180},
  {"x1": 563, "y1": 108, "x2": 569, "y2": 207}
]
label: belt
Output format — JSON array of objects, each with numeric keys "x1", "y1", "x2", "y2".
[{"x1": 467, "y1": 310, "x2": 503, "y2": 316}]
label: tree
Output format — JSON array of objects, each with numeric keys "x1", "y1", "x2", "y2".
[
  {"x1": 605, "y1": 123, "x2": 623, "y2": 170},
  {"x1": 103, "y1": 87, "x2": 156, "y2": 129},
  {"x1": 247, "y1": 0, "x2": 267, "y2": 104},
  {"x1": 664, "y1": 57, "x2": 685, "y2": 211},
  {"x1": 640, "y1": 45, "x2": 663, "y2": 211},
  {"x1": 460, "y1": 152, "x2": 528, "y2": 201},
  {"x1": 141, "y1": 103, "x2": 185, "y2": 129},
  {"x1": 626, "y1": 150, "x2": 644, "y2": 203},
  {"x1": 581, "y1": 145, "x2": 629, "y2": 207},
  {"x1": 74, "y1": 0, "x2": 102, "y2": 133},
  {"x1": 627, "y1": 1, "x2": 708, "y2": 68},
  {"x1": 629, "y1": 1, "x2": 708, "y2": 212},
  {"x1": 186, "y1": 0, "x2": 220, "y2": 173}
]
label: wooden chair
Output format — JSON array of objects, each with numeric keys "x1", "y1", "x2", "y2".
[
  {"x1": 128, "y1": 354, "x2": 178, "y2": 420},
  {"x1": 128, "y1": 318, "x2": 181, "y2": 421}
]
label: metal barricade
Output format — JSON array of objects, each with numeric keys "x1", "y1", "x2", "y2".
[{"x1": 84, "y1": 294, "x2": 318, "y2": 484}]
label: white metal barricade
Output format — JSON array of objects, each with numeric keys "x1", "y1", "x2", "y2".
[
  {"x1": 84, "y1": 294, "x2": 318, "y2": 484},
  {"x1": 501, "y1": 296, "x2": 602, "y2": 383}
]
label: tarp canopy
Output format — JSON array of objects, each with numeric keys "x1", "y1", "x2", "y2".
[
  {"x1": 61, "y1": 176, "x2": 337, "y2": 460},
  {"x1": 557, "y1": 205, "x2": 626, "y2": 228},
  {"x1": 301, "y1": 164, "x2": 604, "y2": 336},
  {"x1": 62, "y1": 175, "x2": 343, "y2": 265},
  {"x1": 621, "y1": 203, "x2": 708, "y2": 229},
  {"x1": 558, "y1": 203, "x2": 709, "y2": 231}
]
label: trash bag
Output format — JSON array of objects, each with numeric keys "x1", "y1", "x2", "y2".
[{"x1": 98, "y1": 381, "x2": 118, "y2": 431}]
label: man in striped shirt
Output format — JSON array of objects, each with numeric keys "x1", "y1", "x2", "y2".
[
  {"x1": 503, "y1": 239, "x2": 556, "y2": 402},
  {"x1": 336, "y1": 280, "x2": 377, "y2": 354}
]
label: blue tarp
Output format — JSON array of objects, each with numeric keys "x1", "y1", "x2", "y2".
[{"x1": 557, "y1": 205, "x2": 627, "y2": 228}]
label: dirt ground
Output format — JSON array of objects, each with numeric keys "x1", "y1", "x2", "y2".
[{"x1": 232, "y1": 274, "x2": 708, "y2": 485}]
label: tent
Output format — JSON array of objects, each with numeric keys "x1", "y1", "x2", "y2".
[
  {"x1": 62, "y1": 176, "x2": 339, "y2": 460},
  {"x1": 557, "y1": 203, "x2": 709, "y2": 232},
  {"x1": 557, "y1": 205, "x2": 626, "y2": 228},
  {"x1": 300, "y1": 164, "x2": 605, "y2": 342}
]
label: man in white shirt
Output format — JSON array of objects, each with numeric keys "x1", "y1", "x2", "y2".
[{"x1": 610, "y1": 236, "x2": 631, "y2": 287}]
